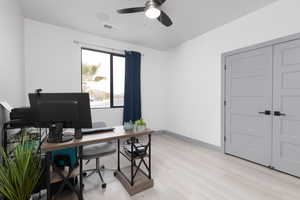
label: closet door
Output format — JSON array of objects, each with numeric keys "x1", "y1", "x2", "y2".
[
  {"x1": 225, "y1": 47, "x2": 273, "y2": 166},
  {"x1": 273, "y1": 39, "x2": 300, "y2": 177}
]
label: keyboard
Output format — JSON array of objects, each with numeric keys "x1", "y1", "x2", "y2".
[{"x1": 81, "y1": 127, "x2": 115, "y2": 135}]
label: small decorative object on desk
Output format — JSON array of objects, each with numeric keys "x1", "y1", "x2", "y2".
[
  {"x1": 134, "y1": 118, "x2": 147, "y2": 132},
  {"x1": 124, "y1": 120, "x2": 134, "y2": 131}
]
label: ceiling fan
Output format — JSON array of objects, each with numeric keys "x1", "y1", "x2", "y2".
[{"x1": 117, "y1": 0, "x2": 173, "y2": 27}]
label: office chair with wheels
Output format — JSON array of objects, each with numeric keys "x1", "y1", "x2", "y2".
[{"x1": 81, "y1": 121, "x2": 116, "y2": 189}]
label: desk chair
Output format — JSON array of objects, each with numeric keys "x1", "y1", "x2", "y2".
[{"x1": 81, "y1": 122, "x2": 116, "y2": 189}]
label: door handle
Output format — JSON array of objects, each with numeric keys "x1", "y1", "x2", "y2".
[
  {"x1": 274, "y1": 111, "x2": 286, "y2": 116},
  {"x1": 258, "y1": 110, "x2": 271, "y2": 115}
]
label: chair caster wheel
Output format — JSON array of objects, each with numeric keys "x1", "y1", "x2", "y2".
[
  {"x1": 113, "y1": 172, "x2": 117, "y2": 177},
  {"x1": 101, "y1": 183, "x2": 107, "y2": 189},
  {"x1": 83, "y1": 172, "x2": 87, "y2": 177},
  {"x1": 100, "y1": 165, "x2": 105, "y2": 170}
]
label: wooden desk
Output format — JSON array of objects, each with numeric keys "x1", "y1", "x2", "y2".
[
  {"x1": 41, "y1": 126, "x2": 155, "y2": 199},
  {"x1": 41, "y1": 126, "x2": 154, "y2": 152}
]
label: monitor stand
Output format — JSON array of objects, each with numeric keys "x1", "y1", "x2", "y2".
[
  {"x1": 74, "y1": 128, "x2": 82, "y2": 139},
  {"x1": 47, "y1": 122, "x2": 73, "y2": 143}
]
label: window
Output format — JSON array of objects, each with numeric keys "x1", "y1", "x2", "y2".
[{"x1": 81, "y1": 48, "x2": 125, "y2": 108}]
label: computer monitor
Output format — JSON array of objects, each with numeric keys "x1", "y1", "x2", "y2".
[{"x1": 29, "y1": 93, "x2": 92, "y2": 143}]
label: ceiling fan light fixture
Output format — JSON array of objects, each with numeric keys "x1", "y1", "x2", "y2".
[
  {"x1": 117, "y1": 0, "x2": 172, "y2": 27},
  {"x1": 145, "y1": 2, "x2": 161, "y2": 19}
]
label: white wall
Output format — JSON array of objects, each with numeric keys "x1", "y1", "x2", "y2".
[
  {"x1": 24, "y1": 19, "x2": 167, "y2": 129},
  {"x1": 166, "y1": 0, "x2": 300, "y2": 147},
  {"x1": 0, "y1": 0, "x2": 24, "y2": 107},
  {"x1": 24, "y1": 0, "x2": 300, "y2": 146}
]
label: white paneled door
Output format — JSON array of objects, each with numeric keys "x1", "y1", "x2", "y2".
[
  {"x1": 225, "y1": 47, "x2": 273, "y2": 166},
  {"x1": 273, "y1": 39, "x2": 300, "y2": 177}
]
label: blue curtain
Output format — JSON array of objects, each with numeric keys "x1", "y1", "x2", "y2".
[{"x1": 123, "y1": 51, "x2": 142, "y2": 123}]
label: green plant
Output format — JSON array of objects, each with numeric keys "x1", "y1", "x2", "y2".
[
  {"x1": 0, "y1": 141, "x2": 41, "y2": 200},
  {"x1": 135, "y1": 118, "x2": 147, "y2": 127}
]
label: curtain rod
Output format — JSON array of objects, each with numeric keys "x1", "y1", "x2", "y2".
[{"x1": 73, "y1": 40, "x2": 144, "y2": 56}]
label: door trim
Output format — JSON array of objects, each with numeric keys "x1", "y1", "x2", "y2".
[{"x1": 221, "y1": 31, "x2": 300, "y2": 153}]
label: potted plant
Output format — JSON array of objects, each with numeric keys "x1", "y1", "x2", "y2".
[
  {"x1": 134, "y1": 118, "x2": 147, "y2": 132},
  {"x1": 124, "y1": 120, "x2": 134, "y2": 131},
  {"x1": 0, "y1": 140, "x2": 42, "y2": 200}
]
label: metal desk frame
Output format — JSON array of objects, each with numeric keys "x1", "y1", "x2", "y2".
[
  {"x1": 116, "y1": 135, "x2": 152, "y2": 186},
  {"x1": 41, "y1": 127, "x2": 154, "y2": 200},
  {"x1": 45, "y1": 147, "x2": 83, "y2": 200}
]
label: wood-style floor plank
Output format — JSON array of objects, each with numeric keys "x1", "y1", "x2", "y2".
[{"x1": 40, "y1": 134, "x2": 300, "y2": 200}]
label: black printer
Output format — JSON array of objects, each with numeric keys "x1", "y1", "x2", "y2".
[{"x1": 9, "y1": 107, "x2": 35, "y2": 128}]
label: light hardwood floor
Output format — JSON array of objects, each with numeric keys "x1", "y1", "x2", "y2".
[{"x1": 49, "y1": 134, "x2": 300, "y2": 200}]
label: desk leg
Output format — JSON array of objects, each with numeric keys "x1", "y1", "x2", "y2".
[
  {"x1": 3, "y1": 124, "x2": 8, "y2": 155},
  {"x1": 149, "y1": 134, "x2": 151, "y2": 179},
  {"x1": 117, "y1": 139, "x2": 120, "y2": 171},
  {"x1": 131, "y1": 137, "x2": 134, "y2": 186},
  {"x1": 46, "y1": 152, "x2": 51, "y2": 200},
  {"x1": 79, "y1": 146, "x2": 83, "y2": 200}
]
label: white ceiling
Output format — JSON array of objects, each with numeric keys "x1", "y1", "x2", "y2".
[{"x1": 21, "y1": 0, "x2": 277, "y2": 50}]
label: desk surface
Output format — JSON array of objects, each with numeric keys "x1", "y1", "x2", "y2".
[{"x1": 41, "y1": 126, "x2": 155, "y2": 152}]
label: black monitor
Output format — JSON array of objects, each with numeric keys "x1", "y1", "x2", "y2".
[{"x1": 29, "y1": 93, "x2": 92, "y2": 143}]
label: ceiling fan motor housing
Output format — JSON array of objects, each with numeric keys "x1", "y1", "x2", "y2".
[{"x1": 146, "y1": 0, "x2": 159, "y2": 9}]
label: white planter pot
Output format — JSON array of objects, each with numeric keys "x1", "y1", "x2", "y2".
[{"x1": 136, "y1": 125, "x2": 146, "y2": 132}]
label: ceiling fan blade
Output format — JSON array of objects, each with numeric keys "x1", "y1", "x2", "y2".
[
  {"x1": 157, "y1": 10, "x2": 173, "y2": 27},
  {"x1": 154, "y1": 0, "x2": 167, "y2": 5},
  {"x1": 117, "y1": 7, "x2": 145, "y2": 14}
]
